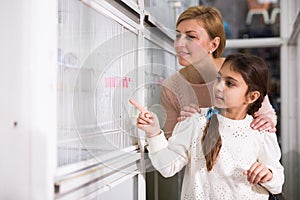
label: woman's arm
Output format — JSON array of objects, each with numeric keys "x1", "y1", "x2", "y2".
[
  {"x1": 160, "y1": 86, "x2": 181, "y2": 138},
  {"x1": 251, "y1": 95, "x2": 277, "y2": 132},
  {"x1": 178, "y1": 95, "x2": 277, "y2": 132}
]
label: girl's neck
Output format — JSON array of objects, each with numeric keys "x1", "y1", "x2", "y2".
[{"x1": 218, "y1": 108, "x2": 248, "y2": 120}]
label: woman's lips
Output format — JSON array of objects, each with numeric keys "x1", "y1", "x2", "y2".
[{"x1": 177, "y1": 51, "x2": 190, "y2": 57}]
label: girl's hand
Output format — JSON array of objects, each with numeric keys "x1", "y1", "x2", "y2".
[
  {"x1": 129, "y1": 99, "x2": 161, "y2": 137},
  {"x1": 177, "y1": 104, "x2": 201, "y2": 122},
  {"x1": 251, "y1": 114, "x2": 276, "y2": 132},
  {"x1": 243, "y1": 162, "x2": 273, "y2": 184}
]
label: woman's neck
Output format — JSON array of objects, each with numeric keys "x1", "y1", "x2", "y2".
[
  {"x1": 179, "y1": 57, "x2": 225, "y2": 84},
  {"x1": 180, "y1": 66, "x2": 205, "y2": 84},
  {"x1": 215, "y1": 57, "x2": 225, "y2": 70}
]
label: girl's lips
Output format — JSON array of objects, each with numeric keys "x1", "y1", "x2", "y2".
[{"x1": 214, "y1": 95, "x2": 224, "y2": 101}]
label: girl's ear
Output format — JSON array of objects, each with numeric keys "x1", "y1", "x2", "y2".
[{"x1": 245, "y1": 91, "x2": 260, "y2": 104}]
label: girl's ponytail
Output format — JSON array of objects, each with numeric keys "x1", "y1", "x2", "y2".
[{"x1": 202, "y1": 113, "x2": 222, "y2": 171}]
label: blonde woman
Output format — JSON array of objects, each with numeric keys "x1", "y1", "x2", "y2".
[{"x1": 161, "y1": 6, "x2": 277, "y2": 139}]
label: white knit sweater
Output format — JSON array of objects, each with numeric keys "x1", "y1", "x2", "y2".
[{"x1": 146, "y1": 110, "x2": 284, "y2": 200}]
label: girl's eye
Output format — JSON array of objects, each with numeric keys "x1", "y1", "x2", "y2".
[
  {"x1": 226, "y1": 81, "x2": 235, "y2": 87},
  {"x1": 216, "y1": 75, "x2": 221, "y2": 82}
]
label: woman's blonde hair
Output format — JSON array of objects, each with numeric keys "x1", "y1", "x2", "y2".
[{"x1": 176, "y1": 6, "x2": 226, "y2": 58}]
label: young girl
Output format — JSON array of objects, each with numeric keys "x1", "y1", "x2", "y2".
[{"x1": 130, "y1": 53, "x2": 284, "y2": 199}]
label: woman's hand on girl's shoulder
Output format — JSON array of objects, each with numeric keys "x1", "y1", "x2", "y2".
[
  {"x1": 177, "y1": 104, "x2": 201, "y2": 122},
  {"x1": 250, "y1": 114, "x2": 276, "y2": 133}
]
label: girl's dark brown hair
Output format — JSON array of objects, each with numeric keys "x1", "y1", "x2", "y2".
[{"x1": 202, "y1": 53, "x2": 270, "y2": 171}]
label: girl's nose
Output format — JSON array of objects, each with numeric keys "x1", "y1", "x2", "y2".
[{"x1": 214, "y1": 80, "x2": 224, "y2": 92}]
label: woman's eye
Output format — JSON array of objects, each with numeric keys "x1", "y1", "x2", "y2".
[
  {"x1": 186, "y1": 35, "x2": 196, "y2": 40},
  {"x1": 175, "y1": 34, "x2": 181, "y2": 39},
  {"x1": 216, "y1": 75, "x2": 221, "y2": 81}
]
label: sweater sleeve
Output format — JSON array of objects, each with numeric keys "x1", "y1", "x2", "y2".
[
  {"x1": 255, "y1": 95, "x2": 277, "y2": 126},
  {"x1": 160, "y1": 85, "x2": 181, "y2": 138},
  {"x1": 258, "y1": 132, "x2": 284, "y2": 194},
  {"x1": 146, "y1": 114, "x2": 201, "y2": 178}
]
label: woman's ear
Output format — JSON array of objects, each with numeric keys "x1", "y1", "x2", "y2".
[
  {"x1": 210, "y1": 37, "x2": 220, "y2": 52},
  {"x1": 245, "y1": 91, "x2": 260, "y2": 104}
]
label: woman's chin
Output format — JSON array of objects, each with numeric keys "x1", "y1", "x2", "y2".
[{"x1": 178, "y1": 59, "x2": 192, "y2": 67}]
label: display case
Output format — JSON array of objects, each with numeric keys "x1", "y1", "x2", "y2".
[{"x1": 55, "y1": 0, "x2": 177, "y2": 199}]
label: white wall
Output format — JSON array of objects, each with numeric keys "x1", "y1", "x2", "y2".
[
  {"x1": 280, "y1": 0, "x2": 300, "y2": 199},
  {"x1": 0, "y1": 1, "x2": 57, "y2": 199}
]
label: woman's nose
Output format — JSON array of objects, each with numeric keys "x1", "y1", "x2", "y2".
[{"x1": 175, "y1": 36, "x2": 186, "y2": 47}]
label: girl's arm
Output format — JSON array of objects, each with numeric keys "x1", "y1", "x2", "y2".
[
  {"x1": 255, "y1": 132, "x2": 284, "y2": 194},
  {"x1": 243, "y1": 162, "x2": 273, "y2": 185},
  {"x1": 147, "y1": 115, "x2": 199, "y2": 177},
  {"x1": 130, "y1": 99, "x2": 197, "y2": 177}
]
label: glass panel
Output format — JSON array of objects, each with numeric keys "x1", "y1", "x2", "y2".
[
  {"x1": 141, "y1": 40, "x2": 177, "y2": 124},
  {"x1": 203, "y1": 0, "x2": 281, "y2": 39},
  {"x1": 144, "y1": 0, "x2": 280, "y2": 39},
  {"x1": 58, "y1": 0, "x2": 138, "y2": 167},
  {"x1": 126, "y1": 39, "x2": 177, "y2": 129},
  {"x1": 144, "y1": 0, "x2": 199, "y2": 30}
]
